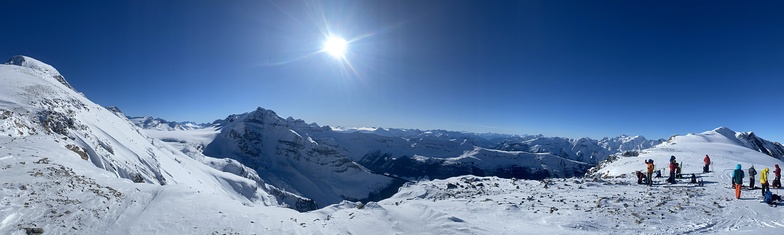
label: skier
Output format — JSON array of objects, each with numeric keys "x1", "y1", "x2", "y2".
[
  {"x1": 636, "y1": 171, "x2": 645, "y2": 184},
  {"x1": 764, "y1": 189, "x2": 781, "y2": 206},
  {"x1": 676, "y1": 162, "x2": 682, "y2": 178},
  {"x1": 760, "y1": 167, "x2": 770, "y2": 197},
  {"x1": 646, "y1": 159, "x2": 655, "y2": 187},
  {"x1": 765, "y1": 189, "x2": 773, "y2": 205},
  {"x1": 774, "y1": 164, "x2": 781, "y2": 188},
  {"x1": 703, "y1": 155, "x2": 711, "y2": 173},
  {"x1": 748, "y1": 165, "x2": 757, "y2": 189},
  {"x1": 765, "y1": 189, "x2": 782, "y2": 206},
  {"x1": 733, "y1": 164, "x2": 745, "y2": 199},
  {"x1": 668, "y1": 157, "x2": 677, "y2": 184}
]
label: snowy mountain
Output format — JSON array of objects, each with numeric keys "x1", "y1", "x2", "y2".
[
  {"x1": 134, "y1": 107, "x2": 663, "y2": 208},
  {"x1": 203, "y1": 108, "x2": 403, "y2": 208},
  {"x1": 5, "y1": 55, "x2": 75, "y2": 91},
  {"x1": 0, "y1": 55, "x2": 309, "y2": 213},
  {"x1": 588, "y1": 126, "x2": 784, "y2": 178},
  {"x1": 331, "y1": 126, "x2": 517, "y2": 145},
  {"x1": 197, "y1": 108, "x2": 606, "y2": 205},
  {"x1": 496, "y1": 135, "x2": 664, "y2": 164},
  {"x1": 717, "y1": 127, "x2": 784, "y2": 161},
  {"x1": 127, "y1": 115, "x2": 209, "y2": 131}
]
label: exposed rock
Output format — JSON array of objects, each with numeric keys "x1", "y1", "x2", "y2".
[{"x1": 66, "y1": 144, "x2": 89, "y2": 160}]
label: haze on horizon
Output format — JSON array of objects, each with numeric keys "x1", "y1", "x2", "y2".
[{"x1": 1, "y1": 0, "x2": 783, "y2": 141}]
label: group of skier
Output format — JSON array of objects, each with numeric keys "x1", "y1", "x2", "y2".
[
  {"x1": 731, "y1": 163, "x2": 782, "y2": 205},
  {"x1": 638, "y1": 155, "x2": 688, "y2": 186},
  {"x1": 639, "y1": 154, "x2": 783, "y2": 205}
]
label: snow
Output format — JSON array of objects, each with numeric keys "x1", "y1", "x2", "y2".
[
  {"x1": 593, "y1": 128, "x2": 783, "y2": 179},
  {"x1": 143, "y1": 127, "x2": 219, "y2": 147},
  {"x1": 3, "y1": 56, "x2": 784, "y2": 234},
  {"x1": 5, "y1": 55, "x2": 61, "y2": 77}
]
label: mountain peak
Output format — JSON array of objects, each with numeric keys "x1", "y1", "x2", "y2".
[
  {"x1": 713, "y1": 126, "x2": 733, "y2": 132},
  {"x1": 5, "y1": 55, "x2": 60, "y2": 76},
  {"x1": 711, "y1": 126, "x2": 738, "y2": 138},
  {"x1": 5, "y1": 55, "x2": 74, "y2": 91}
]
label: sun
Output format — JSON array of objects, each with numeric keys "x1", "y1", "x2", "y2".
[{"x1": 323, "y1": 36, "x2": 348, "y2": 59}]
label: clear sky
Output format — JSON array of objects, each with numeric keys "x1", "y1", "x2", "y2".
[{"x1": 1, "y1": 0, "x2": 783, "y2": 141}]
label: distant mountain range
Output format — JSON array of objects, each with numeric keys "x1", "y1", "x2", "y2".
[
  {"x1": 139, "y1": 107, "x2": 784, "y2": 209},
  {"x1": 126, "y1": 115, "x2": 210, "y2": 131},
  {"x1": 147, "y1": 107, "x2": 667, "y2": 207}
]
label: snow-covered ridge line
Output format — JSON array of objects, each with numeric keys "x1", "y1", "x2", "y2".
[
  {"x1": 5, "y1": 55, "x2": 74, "y2": 91},
  {"x1": 0, "y1": 55, "x2": 299, "y2": 212},
  {"x1": 589, "y1": 126, "x2": 784, "y2": 179},
  {"x1": 127, "y1": 115, "x2": 211, "y2": 131}
]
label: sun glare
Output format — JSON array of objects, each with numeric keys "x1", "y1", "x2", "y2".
[{"x1": 323, "y1": 36, "x2": 348, "y2": 59}]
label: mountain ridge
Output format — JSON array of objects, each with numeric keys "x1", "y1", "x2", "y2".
[{"x1": 0, "y1": 55, "x2": 314, "y2": 211}]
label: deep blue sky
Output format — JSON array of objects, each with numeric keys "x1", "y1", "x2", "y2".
[{"x1": 2, "y1": 0, "x2": 783, "y2": 141}]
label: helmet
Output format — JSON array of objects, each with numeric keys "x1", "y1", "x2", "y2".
[{"x1": 648, "y1": 159, "x2": 653, "y2": 163}]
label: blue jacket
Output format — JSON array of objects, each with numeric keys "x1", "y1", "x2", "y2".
[
  {"x1": 733, "y1": 164, "x2": 745, "y2": 185},
  {"x1": 765, "y1": 190, "x2": 773, "y2": 204}
]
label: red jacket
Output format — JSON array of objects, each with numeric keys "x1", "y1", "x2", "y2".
[
  {"x1": 704, "y1": 155, "x2": 710, "y2": 165},
  {"x1": 775, "y1": 165, "x2": 781, "y2": 177},
  {"x1": 670, "y1": 161, "x2": 677, "y2": 171}
]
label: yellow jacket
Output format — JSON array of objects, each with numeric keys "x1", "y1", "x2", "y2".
[
  {"x1": 647, "y1": 162, "x2": 655, "y2": 173},
  {"x1": 761, "y1": 167, "x2": 769, "y2": 183}
]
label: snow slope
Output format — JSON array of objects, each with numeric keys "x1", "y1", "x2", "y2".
[
  {"x1": 0, "y1": 55, "x2": 297, "y2": 229},
  {"x1": 590, "y1": 127, "x2": 784, "y2": 179}
]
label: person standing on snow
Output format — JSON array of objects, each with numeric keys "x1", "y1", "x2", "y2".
[
  {"x1": 749, "y1": 165, "x2": 757, "y2": 189},
  {"x1": 675, "y1": 162, "x2": 683, "y2": 179},
  {"x1": 760, "y1": 167, "x2": 770, "y2": 197},
  {"x1": 646, "y1": 159, "x2": 655, "y2": 187},
  {"x1": 774, "y1": 164, "x2": 781, "y2": 188},
  {"x1": 703, "y1": 155, "x2": 711, "y2": 173},
  {"x1": 668, "y1": 156, "x2": 678, "y2": 184},
  {"x1": 733, "y1": 164, "x2": 745, "y2": 199}
]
